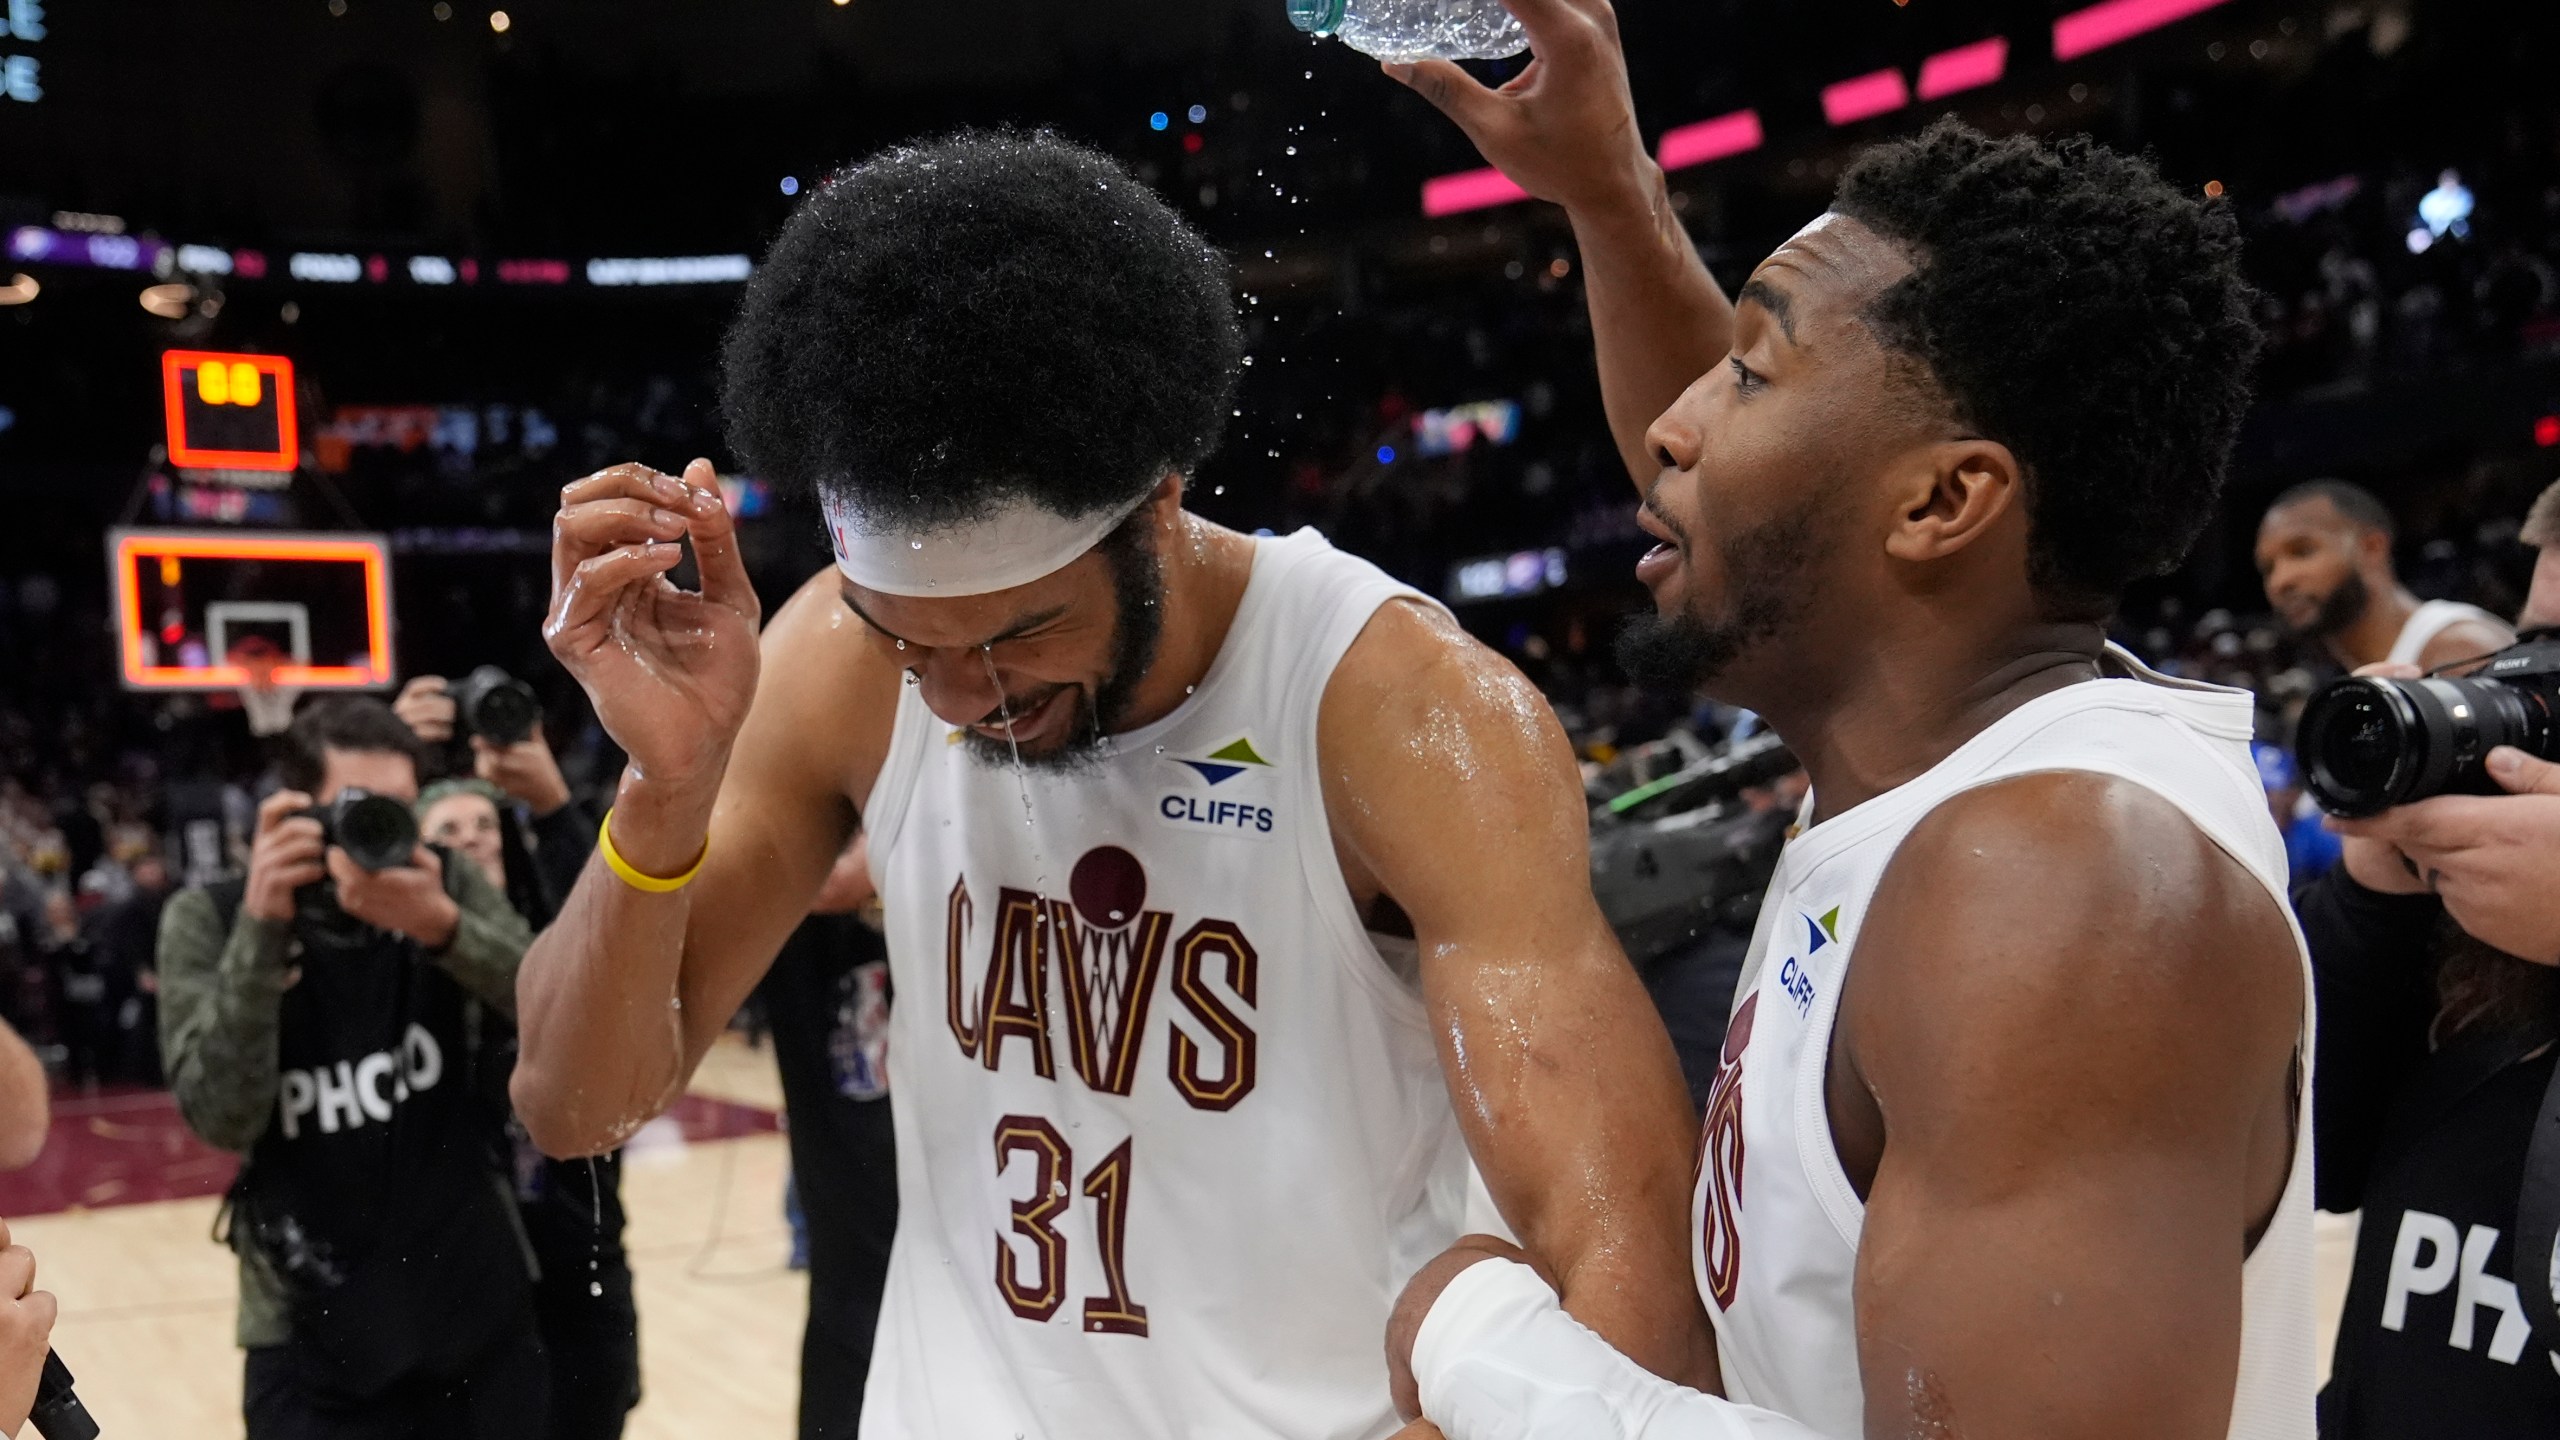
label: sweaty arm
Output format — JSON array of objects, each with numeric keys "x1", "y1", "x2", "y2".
[
  {"x1": 512, "y1": 572, "x2": 896, "y2": 1156},
  {"x1": 1326, "y1": 600, "x2": 1717, "y2": 1388},
  {"x1": 1408, "y1": 773, "x2": 2304, "y2": 1440}
]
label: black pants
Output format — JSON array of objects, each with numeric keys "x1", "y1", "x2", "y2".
[
  {"x1": 244, "y1": 1318, "x2": 548, "y2": 1440},
  {"x1": 533, "y1": 1255, "x2": 639, "y2": 1440}
]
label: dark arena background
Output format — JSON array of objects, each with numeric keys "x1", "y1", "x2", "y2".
[{"x1": 0, "y1": 0, "x2": 2555, "y2": 1433}]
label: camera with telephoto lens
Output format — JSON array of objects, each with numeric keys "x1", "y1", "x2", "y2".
[
  {"x1": 2297, "y1": 630, "x2": 2560, "y2": 817},
  {"x1": 449, "y1": 665, "x2": 541, "y2": 746},
  {"x1": 293, "y1": 789, "x2": 421, "y2": 949}
]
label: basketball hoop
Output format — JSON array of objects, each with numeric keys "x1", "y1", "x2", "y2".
[{"x1": 231, "y1": 639, "x2": 304, "y2": 737}]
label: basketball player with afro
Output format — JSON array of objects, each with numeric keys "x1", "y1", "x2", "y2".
[
  {"x1": 1375, "y1": 1, "x2": 2314, "y2": 1437},
  {"x1": 509, "y1": 131, "x2": 1713, "y2": 1436}
]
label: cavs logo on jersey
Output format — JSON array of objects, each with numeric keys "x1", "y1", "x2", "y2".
[
  {"x1": 943, "y1": 844, "x2": 1259, "y2": 1111},
  {"x1": 1699, "y1": 992, "x2": 1756, "y2": 1311}
]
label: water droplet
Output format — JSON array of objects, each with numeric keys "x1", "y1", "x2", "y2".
[
  {"x1": 911, "y1": 539, "x2": 924, "y2": 550},
  {"x1": 1213, "y1": 485, "x2": 1226, "y2": 495},
  {"x1": 895, "y1": 638, "x2": 907, "y2": 650},
  {"x1": 590, "y1": 1281, "x2": 604, "y2": 1297},
  {"x1": 1286, "y1": 146, "x2": 1298, "y2": 156},
  {"x1": 1184, "y1": 685, "x2": 1196, "y2": 696},
  {"x1": 1153, "y1": 745, "x2": 1165, "y2": 754},
  {"x1": 904, "y1": 672, "x2": 919, "y2": 687}
]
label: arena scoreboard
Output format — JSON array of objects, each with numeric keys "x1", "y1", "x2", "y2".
[
  {"x1": 161, "y1": 349, "x2": 299, "y2": 472},
  {"x1": 108, "y1": 529, "x2": 394, "y2": 691}
]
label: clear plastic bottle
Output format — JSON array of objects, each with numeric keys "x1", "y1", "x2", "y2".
[{"x1": 1287, "y1": 0, "x2": 1528, "y2": 64}]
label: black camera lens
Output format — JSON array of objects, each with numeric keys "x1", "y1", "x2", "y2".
[
  {"x1": 454, "y1": 666, "x2": 541, "y2": 746},
  {"x1": 330, "y1": 790, "x2": 420, "y2": 872},
  {"x1": 2300, "y1": 674, "x2": 2551, "y2": 816},
  {"x1": 2298, "y1": 682, "x2": 2419, "y2": 816}
]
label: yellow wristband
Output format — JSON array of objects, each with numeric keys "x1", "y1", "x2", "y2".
[{"x1": 597, "y1": 809, "x2": 708, "y2": 894}]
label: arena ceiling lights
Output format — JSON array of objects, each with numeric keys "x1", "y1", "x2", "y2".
[
  {"x1": 6, "y1": 224, "x2": 752, "y2": 293},
  {"x1": 1419, "y1": 0, "x2": 2236, "y2": 216}
]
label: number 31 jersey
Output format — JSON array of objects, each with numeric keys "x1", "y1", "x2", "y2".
[{"x1": 860, "y1": 529, "x2": 1472, "y2": 1439}]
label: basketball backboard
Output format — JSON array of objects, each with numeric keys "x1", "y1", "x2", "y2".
[{"x1": 107, "y1": 528, "x2": 395, "y2": 692}]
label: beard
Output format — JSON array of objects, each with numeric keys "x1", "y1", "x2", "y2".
[
  {"x1": 1615, "y1": 488, "x2": 1823, "y2": 695},
  {"x1": 960, "y1": 513, "x2": 1166, "y2": 774},
  {"x1": 2301, "y1": 570, "x2": 2370, "y2": 638}
]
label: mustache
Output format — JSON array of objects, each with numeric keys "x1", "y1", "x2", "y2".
[
  {"x1": 1641, "y1": 483, "x2": 1690, "y2": 547},
  {"x1": 973, "y1": 684, "x2": 1073, "y2": 729}
]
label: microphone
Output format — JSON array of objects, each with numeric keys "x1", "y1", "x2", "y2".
[{"x1": 28, "y1": 1350, "x2": 96, "y2": 1440}]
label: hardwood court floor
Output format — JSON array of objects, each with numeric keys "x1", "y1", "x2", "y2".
[
  {"x1": 11, "y1": 1036, "x2": 803, "y2": 1439},
  {"x1": 3, "y1": 1035, "x2": 2359, "y2": 1436}
]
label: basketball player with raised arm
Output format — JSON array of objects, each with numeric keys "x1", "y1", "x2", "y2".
[
  {"x1": 1374, "y1": 3, "x2": 2314, "y2": 1438},
  {"x1": 507, "y1": 132, "x2": 1712, "y2": 1438}
]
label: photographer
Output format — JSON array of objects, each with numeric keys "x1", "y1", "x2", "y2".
[
  {"x1": 2304, "y1": 478, "x2": 2560, "y2": 1437},
  {"x1": 156, "y1": 697, "x2": 544, "y2": 1439},
  {"x1": 403, "y1": 675, "x2": 635, "y2": 1440},
  {"x1": 395, "y1": 674, "x2": 593, "y2": 918}
]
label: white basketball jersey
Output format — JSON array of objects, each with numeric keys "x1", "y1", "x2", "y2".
[
  {"x1": 1693, "y1": 647, "x2": 2318, "y2": 1438},
  {"x1": 2386, "y1": 597, "x2": 2506, "y2": 667},
  {"x1": 859, "y1": 528, "x2": 1471, "y2": 1439}
]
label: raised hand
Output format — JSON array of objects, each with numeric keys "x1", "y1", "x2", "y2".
[
  {"x1": 393, "y1": 675, "x2": 457, "y2": 744},
  {"x1": 243, "y1": 789, "x2": 326, "y2": 925},
  {"x1": 544, "y1": 460, "x2": 763, "y2": 816},
  {"x1": 1384, "y1": 0, "x2": 1654, "y2": 215}
]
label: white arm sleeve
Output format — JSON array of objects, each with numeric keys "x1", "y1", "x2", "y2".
[{"x1": 1412, "y1": 1259, "x2": 1839, "y2": 1440}]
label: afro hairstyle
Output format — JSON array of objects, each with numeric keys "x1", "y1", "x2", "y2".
[
  {"x1": 720, "y1": 130, "x2": 1242, "y2": 531},
  {"x1": 1831, "y1": 118, "x2": 2263, "y2": 618}
]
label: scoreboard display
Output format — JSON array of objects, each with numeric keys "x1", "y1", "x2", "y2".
[{"x1": 161, "y1": 349, "x2": 299, "y2": 472}]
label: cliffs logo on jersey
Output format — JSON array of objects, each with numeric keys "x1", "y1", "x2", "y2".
[
  {"x1": 1157, "y1": 736, "x2": 1277, "y2": 840},
  {"x1": 1776, "y1": 907, "x2": 1840, "y2": 1019},
  {"x1": 944, "y1": 845, "x2": 1258, "y2": 1111}
]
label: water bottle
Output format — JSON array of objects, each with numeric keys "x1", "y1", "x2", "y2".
[{"x1": 1287, "y1": 0, "x2": 1528, "y2": 64}]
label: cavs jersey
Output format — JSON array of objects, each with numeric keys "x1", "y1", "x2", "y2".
[
  {"x1": 1696, "y1": 648, "x2": 2319, "y2": 1438},
  {"x1": 859, "y1": 529, "x2": 1472, "y2": 1439}
]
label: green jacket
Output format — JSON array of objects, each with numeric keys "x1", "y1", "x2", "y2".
[{"x1": 155, "y1": 854, "x2": 530, "y2": 1349}]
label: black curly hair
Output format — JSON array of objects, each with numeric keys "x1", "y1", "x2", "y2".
[
  {"x1": 1831, "y1": 119, "x2": 2263, "y2": 618},
  {"x1": 720, "y1": 130, "x2": 1243, "y2": 531}
]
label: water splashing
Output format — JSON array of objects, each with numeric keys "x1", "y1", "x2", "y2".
[{"x1": 982, "y1": 647, "x2": 1037, "y2": 833}]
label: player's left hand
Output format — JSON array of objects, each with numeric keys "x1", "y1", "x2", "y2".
[
  {"x1": 329, "y1": 845, "x2": 462, "y2": 952},
  {"x1": 2329, "y1": 746, "x2": 2560, "y2": 963},
  {"x1": 1386, "y1": 1234, "x2": 1547, "y2": 1422}
]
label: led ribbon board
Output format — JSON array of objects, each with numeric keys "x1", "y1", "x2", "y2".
[
  {"x1": 109, "y1": 529, "x2": 394, "y2": 691},
  {"x1": 162, "y1": 350, "x2": 299, "y2": 472}
]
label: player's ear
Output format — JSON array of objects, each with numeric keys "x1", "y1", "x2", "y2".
[{"x1": 1883, "y1": 437, "x2": 2022, "y2": 564}]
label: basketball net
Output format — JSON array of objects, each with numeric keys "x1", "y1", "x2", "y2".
[{"x1": 236, "y1": 649, "x2": 303, "y2": 738}]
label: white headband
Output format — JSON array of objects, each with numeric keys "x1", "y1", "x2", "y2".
[{"x1": 823, "y1": 489, "x2": 1149, "y2": 598}]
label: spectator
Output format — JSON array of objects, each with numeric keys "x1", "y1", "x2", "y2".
[
  {"x1": 89, "y1": 852, "x2": 171, "y2": 1085},
  {"x1": 754, "y1": 834, "x2": 898, "y2": 1440},
  {"x1": 2257, "y1": 479, "x2": 2514, "y2": 674},
  {"x1": 157, "y1": 697, "x2": 545, "y2": 1439},
  {"x1": 417, "y1": 775, "x2": 639, "y2": 1440},
  {"x1": 31, "y1": 892, "x2": 105, "y2": 1093}
]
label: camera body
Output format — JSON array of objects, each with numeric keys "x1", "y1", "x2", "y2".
[
  {"x1": 450, "y1": 665, "x2": 541, "y2": 747},
  {"x1": 294, "y1": 789, "x2": 420, "y2": 949},
  {"x1": 303, "y1": 789, "x2": 420, "y2": 872},
  {"x1": 2297, "y1": 631, "x2": 2560, "y2": 816}
]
